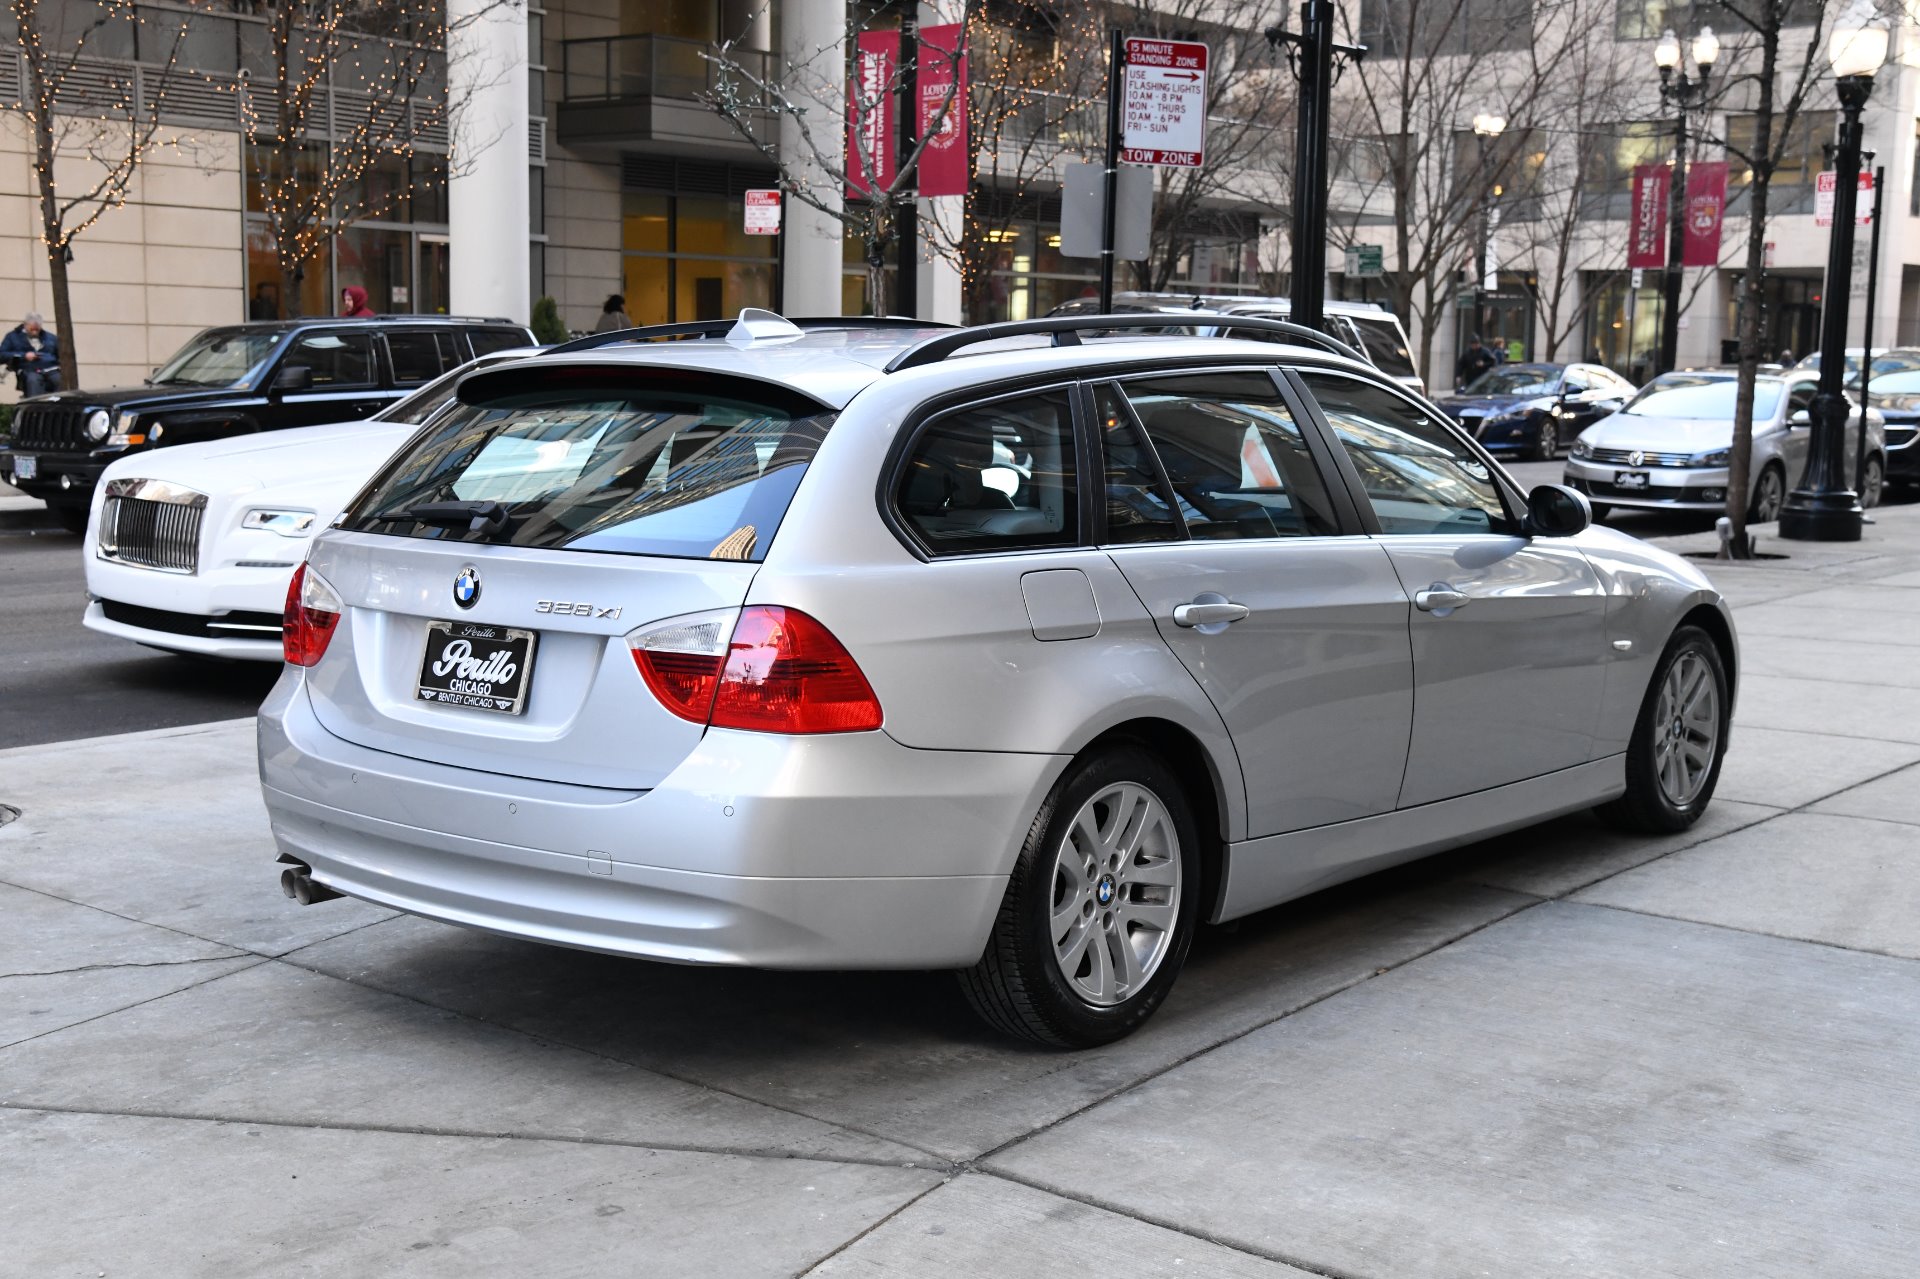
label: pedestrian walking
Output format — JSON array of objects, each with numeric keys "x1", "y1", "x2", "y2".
[
  {"x1": 1456, "y1": 334, "x2": 1497, "y2": 389},
  {"x1": 1, "y1": 313, "x2": 62, "y2": 397},
  {"x1": 339, "y1": 286, "x2": 376, "y2": 318},
  {"x1": 594, "y1": 294, "x2": 631, "y2": 333}
]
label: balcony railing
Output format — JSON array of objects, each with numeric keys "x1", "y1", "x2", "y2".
[{"x1": 560, "y1": 35, "x2": 773, "y2": 105}]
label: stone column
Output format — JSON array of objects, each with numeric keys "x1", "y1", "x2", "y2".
[
  {"x1": 448, "y1": 0, "x2": 530, "y2": 324},
  {"x1": 781, "y1": 0, "x2": 846, "y2": 315}
]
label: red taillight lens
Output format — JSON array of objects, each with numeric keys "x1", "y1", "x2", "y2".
[
  {"x1": 710, "y1": 606, "x2": 882, "y2": 734},
  {"x1": 626, "y1": 605, "x2": 881, "y2": 734},
  {"x1": 282, "y1": 563, "x2": 342, "y2": 667}
]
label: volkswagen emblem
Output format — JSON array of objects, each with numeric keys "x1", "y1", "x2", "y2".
[
  {"x1": 1627, "y1": 449, "x2": 1645, "y2": 467},
  {"x1": 453, "y1": 566, "x2": 481, "y2": 609}
]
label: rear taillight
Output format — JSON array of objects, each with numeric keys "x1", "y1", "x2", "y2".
[
  {"x1": 626, "y1": 606, "x2": 882, "y2": 734},
  {"x1": 282, "y1": 563, "x2": 343, "y2": 667}
]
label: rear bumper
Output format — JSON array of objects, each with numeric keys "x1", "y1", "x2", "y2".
[{"x1": 257, "y1": 674, "x2": 1063, "y2": 969}]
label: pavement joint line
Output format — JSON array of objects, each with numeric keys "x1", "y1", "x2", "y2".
[
  {"x1": 973, "y1": 1167, "x2": 1366, "y2": 1279},
  {"x1": 0, "y1": 715, "x2": 258, "y2": 759},
  {"x1": 0, "y1": 957, "x2": 273, "y2": 1053},
  {"x1": 1567, "y1": 898, "x2": 1920, "y2": 967},
  {"x1": 0, "y1": 875, "x2": 256, "y2": 958},
  {"x1": 0, "y1": 1101, "x2": 959, "y2": 1173},
  {"x1": 793, "y1": 1176, "x2": 957, "y2": 1276},
  {"x1": 256, "y1": 947, "x2": 957, "y2": 1169},
  {"x1": 1725, "y1": 719, "x2": 1920, "y2": 748},
  {"x1": 0, "y1": 954, "x2": 250, "y2": 981}
]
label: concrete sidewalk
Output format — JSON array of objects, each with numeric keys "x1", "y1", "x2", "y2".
[{"x1": 6, "y1": 507, "x2": 1920, "y2": 1276}]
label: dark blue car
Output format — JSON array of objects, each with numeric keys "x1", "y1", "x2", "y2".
[{"x1": 1437, "y1": 362, "x2": 1637, "y2": 460}]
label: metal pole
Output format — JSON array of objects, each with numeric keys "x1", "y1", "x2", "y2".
[
  {"x1": 895, "y1": 18, "x2": 919, "y2": 319},
  {"x1": 1288, "y1": 0, "x2": 1333, "y2": 331},
  {"x1": 1657, "y1": 102, "x2": 1687, "y2": 375},
  {"x1": 1856, "y1": 160, "x2": 1884, "y2": 497},
  {"x1": 1780, "y1": 75, "x2": 1870, "y2": 542},
  {"x1": 1099, "y1": 29, "x2": 1123, "y2": 312}
]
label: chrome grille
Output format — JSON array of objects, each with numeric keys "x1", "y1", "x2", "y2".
[
  {"x1": 98, "y1": 479, "x2": 207, "y2": 574},
  {"x1": 1588, "y1": 446, "x2": 1695, "y2": 467},
  {"x1": 8, "y1": 403, "x2": 90, "y2": 451}
]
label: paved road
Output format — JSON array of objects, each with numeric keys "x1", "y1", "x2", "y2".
[{"x1": 0, "y1": 530, "x2": 280, "y2": 750}]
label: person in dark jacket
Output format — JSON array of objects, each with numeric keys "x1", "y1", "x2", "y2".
[
  {"x1": 339, "y1": 286, "x2": 376, "y2": 318},
  {"x1": 1, "y1": 313, "x2": 61, "y2": 396},
  {"x1": 1455, "y1": 334, "x2": 1498, "y2": 389}
]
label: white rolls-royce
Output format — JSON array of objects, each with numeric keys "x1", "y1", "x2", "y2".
[{"x1": 83, "y1": 349, "x2": 538, "y2": 661}]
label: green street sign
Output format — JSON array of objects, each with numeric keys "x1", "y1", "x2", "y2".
[{"x1": 1345, "y1": 244, "x2": 1384, "y2": 278}]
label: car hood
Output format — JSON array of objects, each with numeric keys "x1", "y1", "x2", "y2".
[
  {"x1": 23, "y1": 383, "x2": 256, "y2": 413},
  {"x1": 97, "y1": 420, "x2": 417, "y2": 500},
  {"x1": 1436, "y1": 394, "x2": 1545, "y2": 416},
  {"x1": 1579, "y1": 414, "x2": 1741, "y2": 451}
]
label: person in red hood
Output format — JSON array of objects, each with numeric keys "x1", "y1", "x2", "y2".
[{"x1": 338, "y1": 286, "x2": 375, "y2": 318}]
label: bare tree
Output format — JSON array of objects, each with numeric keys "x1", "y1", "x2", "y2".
[
  {"x1": 239, "y1": 0, "x2": 517, "y2": 318},
  {"x1": 706, "y1": 3, "x2": 979, "y2": 314},
  {"x1": 1330, "y1": 0, "x2": 1593, "y2": 388},
  {"x1": 4, "y1": 0, "x2": 194, "y2": 387},
  {"x1": 1710, "y1": 0, "x2": 1837, "y2": 556}
]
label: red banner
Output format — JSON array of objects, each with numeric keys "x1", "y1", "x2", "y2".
[
  {"x1": 915, "y1": 23, "x2": 969, "y2": 197},
  {"x1": 1682, "y1": 161, "x2": 1727, "y2": 267},
  {"x1": 1628, "y1": 164, "x2": 1669, "y2": 269},
  {"x1": 847, "y1": 31, "x2": 898, "y2": 197}
]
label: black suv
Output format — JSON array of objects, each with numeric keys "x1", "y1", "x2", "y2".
[{"x1": 0, "y1": 316, "x2": 533, "y2": 530}]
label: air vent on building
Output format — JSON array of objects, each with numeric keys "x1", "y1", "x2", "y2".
[{"x1": 621, "y1": 155, "x2": 779, "y2": 197}]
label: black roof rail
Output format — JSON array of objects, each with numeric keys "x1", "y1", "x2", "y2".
[
  {"x1": 883, "y1": 313, "x2": 1368, "y2": 373},
  {"x1": 546, "y1": 314, "x2": 956, "y2": 356},
  {"x1": 365, "y1": 314, "x2": 520, "y2": 324}
]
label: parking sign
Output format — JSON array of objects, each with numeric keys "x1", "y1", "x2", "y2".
[{"x1": 1121, "y1": 38, "x2": 1208, "y2": 168}]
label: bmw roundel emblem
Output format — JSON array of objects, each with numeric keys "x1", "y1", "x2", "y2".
[
  {"x1": 1096, "y1": 874, "x2": 1116, "y2": 906},
  {"x1": 453, "y1": 566, "x2": 481, "y2": 609}
]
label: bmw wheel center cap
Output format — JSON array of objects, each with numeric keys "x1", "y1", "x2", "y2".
[
  {"x1": 1096, "y1": 874, "x2": 1116, "y2": 906},
  {"x1": 453, "y1": 566, "x2": 482, "y2": 609}
]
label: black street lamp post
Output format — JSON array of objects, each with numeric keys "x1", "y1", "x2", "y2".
[
  {"x1": 1780, "y1": 5, "x2": 1887, "y2": 542},
  {"x1": 1267, "y1": 1, "x2": 1366, "y2": 332},
  {"x1": 1652, "y1": 25, "x2": 1718, "y2": 377}
]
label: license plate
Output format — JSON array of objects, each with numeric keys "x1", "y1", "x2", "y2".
[
  {"x1": 1614, "y1": 469, "x2": 1650, "y2": 491},
  {"x1": 415, "y1": 620, "x2": 536, "y2": 715},
  {"x1": 12, "y1": 455, "x2": 36, "y2": 481}
]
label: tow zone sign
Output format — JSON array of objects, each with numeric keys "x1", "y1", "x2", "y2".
[{"x1": 1121, "y1": 38, "x2": 1208, "y2": 168}]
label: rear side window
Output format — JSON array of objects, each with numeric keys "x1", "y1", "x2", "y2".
[
  {"x1": 896, "y1": 390, "x2": 1077, "y2": 555},
  {"x1": 470, "y1": 328, "x2": 531, "y2": 356},
  {"x1": 1119, "y1": 373, "x2": 1339, "y2": 539},
  {"x1": 344, "y1": 384, "x2": 834, "y2": 562},
  {"x1": 1345, "y1": 316, "x2": 1418, "y2": 380},
  {"x1": 386, "y1": 331, "x2": 461, "y2": 385},
  {"x1": 285, "y1": 331, "x2": 374, "y2": 386}
]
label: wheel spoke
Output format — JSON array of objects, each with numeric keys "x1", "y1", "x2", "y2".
[
  {"x1": 1126, "y1": 853, "x2": 1179, "y2": 888},
  {"x1": 1120, "y1": 898, "x2": 1177, "y2": 934},
  {"x1": 1086, "y1": 926, "x2": 1115, "y2": 1001},
  {"x1": 1051, "y1": 887, "x2": 1086, "y2": 939},
  {"x1": 1111, "y1": 787, "x2": 1153, "y2": 860},
  {"x1": 1109, "y1": 925, "x2": 1144, "y2": 992},
  {"x1": 1055, "y1": 915, "x2": 1095, "y2": 974},
  {"x1": 1073, "y1": 808, "x2": 1104, "y2": 857}
]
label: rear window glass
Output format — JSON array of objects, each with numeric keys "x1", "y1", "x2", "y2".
[{"x1": 343, "y1": 386, "x2": 834, "y2": 562}]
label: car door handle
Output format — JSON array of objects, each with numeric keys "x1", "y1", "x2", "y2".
[
  {"x1": 1173, "y1": 600, "x2": 1251, "y2": 627},
  {"x1": 1414, "y1": 584, "x2": 1471, "y2": 612}
]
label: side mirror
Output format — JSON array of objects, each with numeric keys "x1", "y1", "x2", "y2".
[
  {"x1": 271, "y1": 364, "x2": 314, "y2": 393},
  {"x1": 1526, "y1": 483, "x2": 1591, "y2": 537},
  {"x1": 1789, "y1": 409, "x2": 1810, "y2": 427}
]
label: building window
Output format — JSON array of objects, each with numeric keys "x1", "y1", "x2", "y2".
[
  {"x1": 621, "y1": 191, "x2": 778, "y2": 325},
  {"x1": 1726, "y1": 110, "x2": 1834, "y2": 216},
  {"x1": 1583, "y1": 270, "x2": 1664, "y2": 384},
  {"x1": 1361, "y1": 0, "x2": 1530, "y2": 55}
]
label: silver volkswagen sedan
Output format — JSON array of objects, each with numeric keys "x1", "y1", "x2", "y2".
[
  {"x1": 1563, "y1": 368, "x2": 1886, "y2": 521},
  {"x1": 260, "y1": 312, "x2": 1737, "y2": 1047}
]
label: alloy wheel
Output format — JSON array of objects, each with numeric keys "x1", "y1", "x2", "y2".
[
  {"x1": 1751, "y1": 468, "x2": 1785, "y2": 523},
  {"x1": 1862, "y1": 458, "x2": 1884, "y2": 509},
  {"x1": 1537, "y1": 420, "x2": 1557, "y2": 459},
  {"x1": 1047, "y1": 782, "x2": 1182, "y2": 1007},
  {"x1": 1653, "y1": 650, "x2": 1719, "y2": 807}
]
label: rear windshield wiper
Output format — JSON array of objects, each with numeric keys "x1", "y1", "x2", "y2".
[{"x1": 372, "y1": 499, "x2": 515, "y2": 537}]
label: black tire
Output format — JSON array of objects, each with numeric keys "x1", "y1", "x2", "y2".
[
  {"x1": 1529, "y1": 418, "x2": 1558, "y2": 461},
  {"x1": 1861, "y1": 455, "x2": 1884, "y2": 510},
  {"x1": 48, "y1": 502, "x2": 88, "y2": 535},
  {"x1": 1747, "y1": 463, "x2": 1787, "y2": 524},
  {"x1": 1597, "y1": 625, "x2": 1730, "y2": 834},
  {"x1": 959, "y1": 747, "x2": 1201, "y2": 1048}
]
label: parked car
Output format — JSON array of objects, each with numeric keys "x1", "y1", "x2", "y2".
[
  {"x1": 1564, "y1": 368, "x2": 1886, "y2": 521},
  {"x1": 0, "y1": 316, "x2": 534, "y2": 531},
  {"x1": 1049, "y1": 292, "x2": 1425, "y2": 395},
  {"x1": 83, "y1": 348, "x2": 540, "y2": 660},
  {"x1": 1436, "y1": 362, "x2": 1636, "y2": 460},
  {"x1": 1858, "y1": 367, "x2": 1920, "y2": 488},
  {"x1": 261, "y1": 309, "x2": 1737, "y2": 1049}
]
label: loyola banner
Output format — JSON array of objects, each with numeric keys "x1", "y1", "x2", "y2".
[
  {"x1": 1683, "y1": 161, "x2": 1728, "y2": 267},
  {"x1": 1628, "y1": 164, "x2": 1669, "y2": 268},
  {"x1": 847, "y1": 31, "x2": 898, "y2": 197},
  {"x1": 915, "y1": 23, "x2": 969, "y2": 197}
]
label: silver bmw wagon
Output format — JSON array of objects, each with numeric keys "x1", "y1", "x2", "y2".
[{"x1": 260, "y1": 311, "x2": 1737, "y2": 1047}]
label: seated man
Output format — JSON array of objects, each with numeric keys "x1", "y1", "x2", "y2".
[{"x1": 1, "y1": 313, "x2": 61, "y2": 397}]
